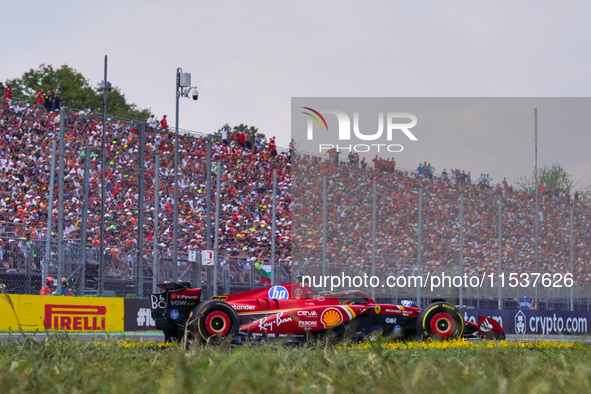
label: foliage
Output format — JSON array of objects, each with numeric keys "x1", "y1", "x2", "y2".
[
  {"x1": 3, "y1": 64, "x2": 150, "y2": 120},
  {"x1": 515, "y1": 163, "x2": 578, "y2": 196},
  {"x1": 214, "y1": 123, "x2": 267, "y2": 146},
  {"x1": 1, "y1": 336, "x2": 591, "y2": 393}
]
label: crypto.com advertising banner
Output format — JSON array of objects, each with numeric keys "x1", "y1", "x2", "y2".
[
  {"x1": 291, "y1": 98, "x2": 591, "y2": 302},
  {"x1": 462, "y1": 309, "x2": 591, "y2": 336}
]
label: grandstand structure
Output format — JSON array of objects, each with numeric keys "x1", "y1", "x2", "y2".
[{"x1": 1, "y1": 98, "x2": 590, "y2": 310}]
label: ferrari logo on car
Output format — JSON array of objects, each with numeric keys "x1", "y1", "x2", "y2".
[{"x1": 321, "y1": 308, "x2": 343, "y2": 328}]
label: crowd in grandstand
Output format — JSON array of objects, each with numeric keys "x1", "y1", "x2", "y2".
[
  {"x1": 293, "y1": 154, "x2": 591, "y2": 282},
  {"x1": 1, "y1": 94, "x2": 591, "y2": 288}
]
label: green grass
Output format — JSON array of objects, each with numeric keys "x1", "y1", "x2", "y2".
[{"x1": 1, "y1": 336, "x2": 591, "y2": 393}]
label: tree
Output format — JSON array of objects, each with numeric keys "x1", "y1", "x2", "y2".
[
  {"x1": 515, "y1": 163, "x2": 577, "y2": 196},
  {"x1": 213, "y1": 123, "x2": 267, "y2": 145},
  {"x1": 3, "y1": 64, "x2": 150, "y2": 120}
]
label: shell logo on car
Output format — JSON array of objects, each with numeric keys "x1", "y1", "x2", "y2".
[{"x1": 321, "y1": 308, "x2": 343, "y2": 328}]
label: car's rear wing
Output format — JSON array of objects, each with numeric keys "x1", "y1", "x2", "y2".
[{"x1": 157, "y1": 282, "x2": 191, "y2": 291}]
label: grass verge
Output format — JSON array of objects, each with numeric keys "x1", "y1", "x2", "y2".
[{"x1": 1, "y1": 336, "x2": 590, "y2": 393}]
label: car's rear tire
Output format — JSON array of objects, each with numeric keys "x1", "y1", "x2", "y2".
[
  {"x1": 417, "y1": 302, "x2": 464, "y2": 340},
  {"x1": 188, "y1": 300, "x2": 240, "y2": 345}
]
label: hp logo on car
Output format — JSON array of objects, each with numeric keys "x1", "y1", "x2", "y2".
[
  {"x1": 170, "y1": 310, "x2": 180, "y2": 320},
  {"x1": 268, "y1": 285, "x2": 289, "y2": 300}
]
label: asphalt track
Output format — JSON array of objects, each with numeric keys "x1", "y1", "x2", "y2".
[
  {"x1": 0, "y1": 332, "x2": 589, "y2": 344},
  {"x1": 0, "y1": 332, "x2": 165, "y2": 343}
]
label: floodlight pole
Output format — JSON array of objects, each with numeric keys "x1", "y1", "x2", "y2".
[
  {"x1": 173, "y1": 68, "x2": 198, "y2": 282},
  {"x1": 173, "y1": 68, "x2": 181, "y2": 282}
]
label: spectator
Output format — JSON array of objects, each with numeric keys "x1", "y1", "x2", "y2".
[
  {"x1": 4, "y1": 84, "x2": 12, "y2": 106},
  {"x1": 147, "y1": 114, "x2": 157, "y2": 129},
  {"x1": 245, "y1": 130, "x2": 254, "y2": 150},
  {"x1": 44, "y1": 90, "x2": 53, "y2": 111},
  {"x1": 220, "y1": 127, "x2": 228, "y2": 145},
  {"x1": 160, "y1": 115, "x2": 168, "y2": 131},
  {"x1": 348, "y1": 152, "x2": 356, "y2": 167},
  {"x1": 61, "y1": 277, "x2": 73, "y2": 296},
  {"x1": 36, "y1": 89, "x2": 44, "y2": 108},
  {"x1": 52, "y1": 92, "x2": 61, "y2": 111},
  {"x1": 268, "y1": 136, "x2": 277, "y2": 156},
  {"x1": 254, "y1": 133, "x2": 262, "y2": 151},
  {"x1": 21, "y1": 232, "x2": 36, "y2": 269},
  {"x1": 237, "y1": 130, "x2": 246, "y2": 148},
  {"x1": 40, "y1": 276, "x2": 55, "y2": 295}
]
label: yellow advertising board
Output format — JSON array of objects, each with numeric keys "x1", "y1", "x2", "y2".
[{"x1": 0, "y1": 294, "x2": 124, "y2": 332}]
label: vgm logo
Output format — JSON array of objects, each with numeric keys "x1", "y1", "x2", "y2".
[
  {"x1": 45, "y1": 304, "x2": 106, "y2": 331},
  {"x1": 302, "y1": 107, "x2": 418, "y2": 153}
]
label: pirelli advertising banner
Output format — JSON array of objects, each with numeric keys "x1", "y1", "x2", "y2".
[{"x1": 0, "y1": 294, "x2": 124, "y2": 332}]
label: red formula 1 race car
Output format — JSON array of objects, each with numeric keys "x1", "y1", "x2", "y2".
[{"x1": 150, "y1": 282, "x2": 505, "y2": 345}]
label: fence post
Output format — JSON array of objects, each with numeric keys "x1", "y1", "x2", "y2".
[
  {"x1": 459, "y1": 193, "x2": 464, "y2": 307},
  {"x1": 206, "y1": 135, "x2": 212, "y2": 250},
  {"x1": 322, "y1": 176, "x2": 327, "y2": 291},
  {"x1": 497, "y1": 194, "x2": 503, "y2": 310},
  {"x1": 152, "y1": 154, "x2": 160, "y2": 293},
  {"x1": 80, "y1": 145, "x2": 91, "y2": 296},
  {"x1": 271, "y1": 170, "x2": 277, "y2": 285},
  {"x1": 136, "y1": 123, "x2": 146, "y2": 297},
  {"x1": 570, "y1": 204, "x2": 574, "y2": 311},
  {"x1": 371, "y1": 180, "x2": 377, "y2": 299},
  {"x1": 534, "y1": 108, "x2": 539, "y2": 303},
  {"x1": 416, "y1": 188, "x2": 423, "y2": 306},
  {"x1": 213, "y1": 164, "x2": 221, "y2": 296},
  {"x1": 56, "y1": 108, "x2": 66, "y2": 296},
  {"x1": 44, "y1": 140, "x2": 57, "y2": 289}
]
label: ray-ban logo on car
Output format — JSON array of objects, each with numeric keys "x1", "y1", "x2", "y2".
[{"x1": 303, "y1": 107, "x2": 418, "y2": 153}]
